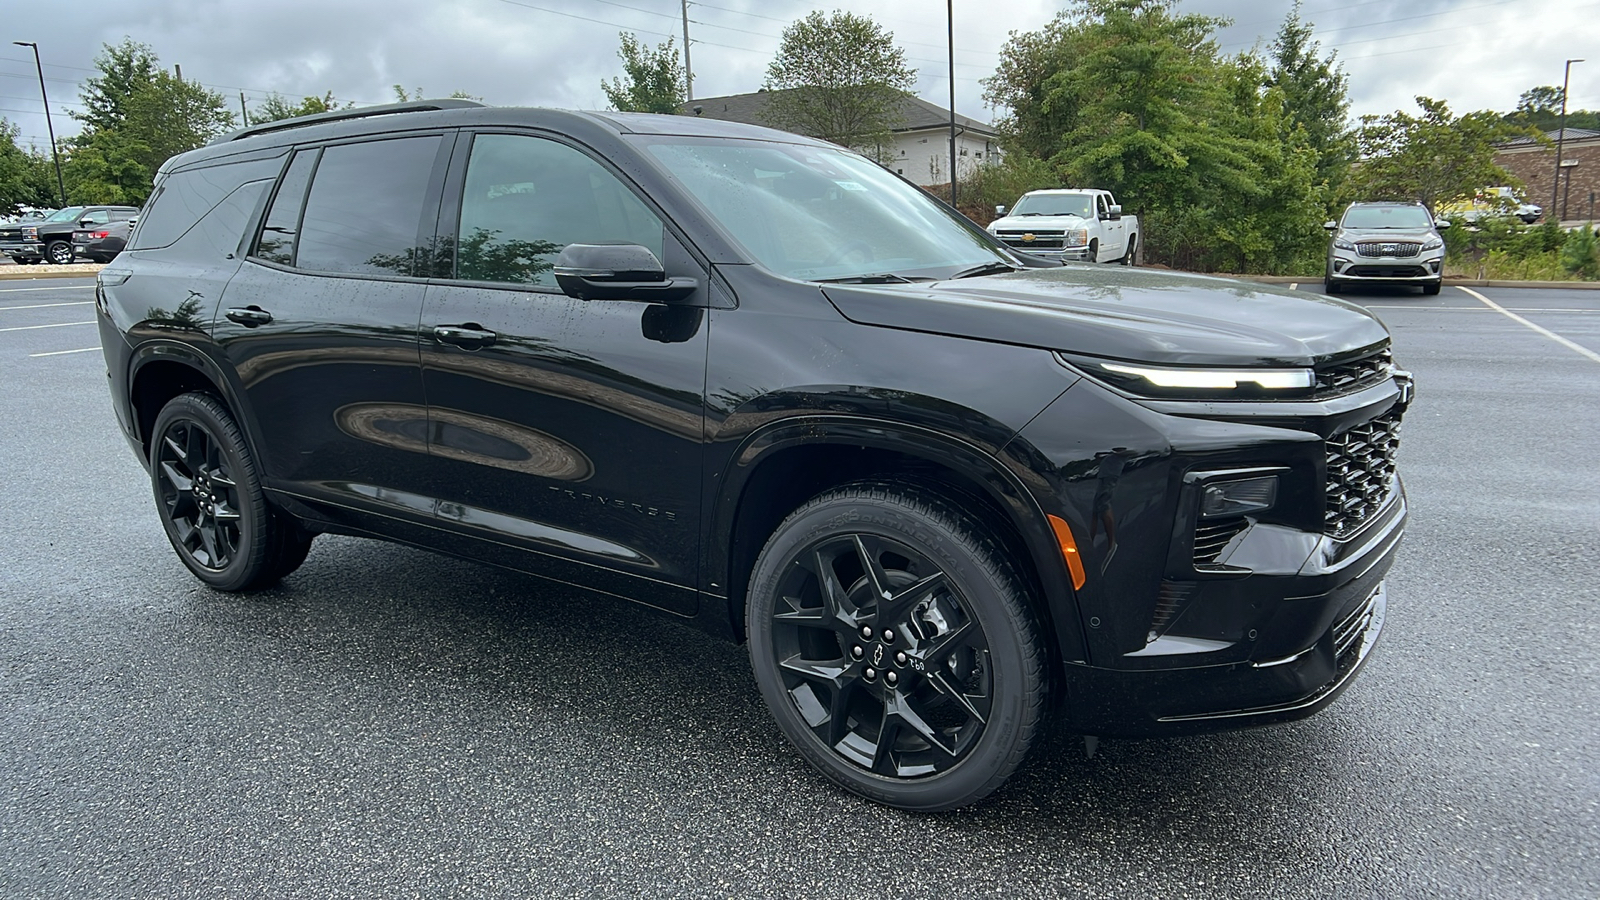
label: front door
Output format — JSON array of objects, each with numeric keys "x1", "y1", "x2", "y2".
[{"x1": 419, "y1": 132, "x2": 708, "y2": 614}]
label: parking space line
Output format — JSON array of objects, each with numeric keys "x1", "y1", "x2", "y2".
[
  {"x1": 0, "y1": 285, "x2": 95, "y2": 293},
  {"x1": 1457, "y1": 286, "x2": 1600, "y2": 364},
  {"x1": 0, "y1": 320, "x2": 95, "y2": 333},
  {"x1": 0, "y1": 301, "x2": 94, "y2": 311},
  {"x1": 29, "y1": 347, "x2": 99, "y2": 357}
]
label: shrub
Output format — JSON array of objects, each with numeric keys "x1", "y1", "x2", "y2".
[{"x1": 1560, "y1": 226, "x2": 1600, "y2": 279}]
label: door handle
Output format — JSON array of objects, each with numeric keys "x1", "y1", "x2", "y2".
[
  {"x1": 224, "y1": 306, "x2": 273, "y2": 326},
  {"x1": 433, "y1": 324, "x2": 497, "y2": 349}
]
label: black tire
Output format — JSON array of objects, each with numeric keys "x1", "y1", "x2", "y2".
[
  {"x1": 746, "y1": 481, "x2": 1046, "y2": 811},
  {"x1": 1324, "y1": 270, "x2": 1342, "y2": 294},
  {"x1": 1087, "y1": 238, "x2": 1099, "y2": 263},
  {"x1": 1422, "y1": 281, "x2": 1441, "y2": 296},
  {"x1": 1120, "y1": 235, "x2": 1137, "y2": 266},
  {"x1": 45, "y1": 240, "x2": 73, "y2": 265},
  {"x1": 150, "y1": 392, "x2": 312, "y2": 591}
]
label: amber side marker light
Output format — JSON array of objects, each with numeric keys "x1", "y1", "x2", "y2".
[{"x1": 1047, "y1": 514, "x2": 1088, "y2": 590}]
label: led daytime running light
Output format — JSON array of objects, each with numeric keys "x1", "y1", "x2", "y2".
[{"x1": 1100, "y1": 362, "x2": 1313, "y2": 390}]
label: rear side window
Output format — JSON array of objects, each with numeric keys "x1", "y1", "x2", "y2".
[
  {"x1": 254, "y1": 150, "x2": 318, "y2": 265},
  {"x1": 294, "y1": 136, "x2": 443, "y2": 276},
  {"x1": 133, "y1": 161, "x2": 272, "y2": 251}
]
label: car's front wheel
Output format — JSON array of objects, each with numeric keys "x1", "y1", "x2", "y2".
[
  {"x1": 150, "y1": 392, "x2": 313, "y2": 591},
  {"x1": 45, "y1": 240, "x2": 73, "y2": 265},
  {"x1": 746, "y1": 482, "x2": 1046, "y2": 811},
  {"x1": 1422, "y1": 280, "x2": 1441, "y2": 295}
]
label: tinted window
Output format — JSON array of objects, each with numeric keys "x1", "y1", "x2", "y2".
[
  {"x1": 296, "y1": 136, "x2": 443, "y2": 276},
  {"x1": 454, "y1": 134, "x2": 662, "y2": 286},
  {"x1": 82, "y1": 210, "x2": 111, "y2": 226},
  {"x1": 254, "y1": 150, "x2": 319, "y2": 265},
  {"x1": 1342, "y1": 206, "x2": 1434, "y2": 229},
  {"x1": 133, "y1": 162, "x2": 267, "y2": 250}
]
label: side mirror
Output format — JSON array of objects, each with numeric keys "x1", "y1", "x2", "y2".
[
  {"x1": 1435, "y1": 220, "x2": 1451, "y2": 230},
  {"x1": 1107, "y1": 204, "x2": 1122, "y2": 220},
  {"x1": 80, "y1": 218, "x2": 95, "y2": 228},
  {"x1": 1323, "y1": 221, "x2": 1338, "y2": 231},
  {"x1": 553, "y1": 243, "x2": 697, "y2": 302},
  {"x1": 995, "y1": 205, "x2": 1007, "y2": 216}
]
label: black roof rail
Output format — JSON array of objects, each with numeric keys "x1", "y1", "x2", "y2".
[{"x1": 214, "y1": 99, "x2": 487, "y2": 144}]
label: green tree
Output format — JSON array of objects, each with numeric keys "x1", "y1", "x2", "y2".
[
  {"x1": 1505, "y1": 85, "x2": 1600, "y2": 133},
  {"x1": 984, "y1": 0, "x2": 1323, "y2": 272},
  {"x1": 0, "y1": 120, "x2": 56, "y2": 214},
  {"x1": 63, "y1": 40, "x2": 235, "y2": 205},
  {"x1": 1561, "y1": 226, "x2": 1600, "y2": 279},
  {"x1": 1266, "y1": 2, "x2": 1352, "y2": 198},
  {"x1": 1352, "y1": 96, "x2": 1532, "y2": 213},
  {"x1": 762, "y1": 11, "x2": 916, "y2": 152},
  {"x1": 252, "y1": 91, "x2": 345, "y2": 124},
  {"x1": 601, "y1": 33, "x2": 686, "y2": 115}
]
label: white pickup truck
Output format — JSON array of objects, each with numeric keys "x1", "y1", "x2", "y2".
[{"x1": 987, "y1": 189, "x2": 1138, "y2": 264}]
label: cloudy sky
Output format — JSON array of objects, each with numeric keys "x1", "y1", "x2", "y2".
[{"x1": 2, "y1": 0, "x2": 1594, "y2": 149}]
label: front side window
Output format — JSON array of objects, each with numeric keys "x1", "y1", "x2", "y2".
[
  {"x1": 82, "y1": 210, "x2": 111, "y2": 226},
  {"x1": 294, "y1": 136, "x2": 443, "y2": 276},
  {"x1": 254, "y1": 150, "x2": 318, "y2": 266},
  {"x1": 452, "y1": 134, "x2": 664, "y2": 286}
]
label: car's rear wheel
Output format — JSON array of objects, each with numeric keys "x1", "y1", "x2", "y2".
[
  {"x1": 150, "y1": 392, "x2": 313, "y2": 591},
  {"x1": 746, "y1": 482, "x2": 1045, "y2": 811},
  {"x1": 45, "y1": 240, "x2": 73, "y2": 265},
  {"x1": 1120, "y1": 235, "x2": 1137, "y2": 266}
]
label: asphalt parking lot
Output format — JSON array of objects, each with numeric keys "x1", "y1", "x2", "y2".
[{"x1": 2, "y1": 276, "x2": 1597, "y2": 898}]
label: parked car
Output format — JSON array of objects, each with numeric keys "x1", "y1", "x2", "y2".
[
  {"x1": 1439, "y1": 187, "x2": 1543, "y2": 225},
  {"x1": 986, "y1": 188, "x2": 1139, "y2": 263},
  {"x1": 1324, "y1": 201, "x2": 1448, "y2": 295},
  {"x1": 73, "y1": 217, "x2": 134, "y2": 263},
  {"x1": 6, "y1": 204, "x2": 139, "y2": 264},
  {"x1": 0, "y1": 208, "x2": 55, "y2": 263},
  {"x1": 99, "y1": 101, "x2": 1411, "y2": 811}
]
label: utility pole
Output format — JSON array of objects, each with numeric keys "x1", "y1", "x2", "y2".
[
  {"x1": 947, "y1": 0, "x2": 957, "y2": 208},
  {"x1": 240, "y1": 92, "x2": 249, "y2": 126},
  {"x1": 682, "y1": 0, "x2": 694, "y2": 102},
  {"x1": 1553, "y1": 58, "x2": 1584, "y2": 224},
  {"x1": 12, "y1": 41, "x2": 66, "y2": 208}
]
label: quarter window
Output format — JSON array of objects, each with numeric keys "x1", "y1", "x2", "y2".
[
  {"x1": 453, "y1": 134, "x2": 663, "y2": 286},
  {"x1": 294, "y1": 136, "x2": 443, "y2": 276}
]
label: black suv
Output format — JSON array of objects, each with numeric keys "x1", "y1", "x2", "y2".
[
  {"x1": 98, "y1": 101, "x2": 1410, "y2": 810},
  {"x1": 5, "y1": 204, "x2": 139, "y2": 264}
]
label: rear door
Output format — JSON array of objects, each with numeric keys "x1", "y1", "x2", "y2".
[
  {"x1": 417, "y1": 130, "x2": 708, "y2": 614},
  {"x1": 213, "y1": 133, "x2": 452, "y2": 522}
]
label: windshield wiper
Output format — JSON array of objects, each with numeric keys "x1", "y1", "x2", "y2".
[
  {"x1": 950, "y1": 262, "x2": 1019, "y2": 279},
  {"x1": 816, "y1": 273, "x2": 920, "y2": 284}
]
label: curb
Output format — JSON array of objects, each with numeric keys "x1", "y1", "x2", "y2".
[
  {"x1": 0, "y1": 264, "x2": 104, "y2": 281},
  {"x1": 1229, "y1": 274, "x2": 1600, "y2": 290}
]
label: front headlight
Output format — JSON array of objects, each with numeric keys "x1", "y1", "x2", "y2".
[
  {"x1": 1060, "y1": 354, "x2": 1315, "y2": 399},
  {"x1": 1422, "y1": 236, "x2": 1443, "y2": 251},
  {"x1": 1333, "y1": 237, "x2": 1356, "y2": 251},
  {"x1": 1066, "y1": 228, "x2": 1088, "y2": 247},
  {"x1": 22, "y1": 226, "x2": 36, "y2": 239}
]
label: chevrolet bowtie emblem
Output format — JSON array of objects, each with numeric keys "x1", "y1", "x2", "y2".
[{"x1": 1022, "y1": 233, "x2": 1036, "y2": 242}]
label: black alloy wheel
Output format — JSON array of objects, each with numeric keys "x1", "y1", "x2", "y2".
[
  {"x1": 45, "y1": 240, "x2": 73, "y2": 265},
  {"x1": 747, "y1": 483, "x2": 1045, "y2": 811},
  {"x1": 151, "y1": 393, "x2": 311, "y2": 591}
]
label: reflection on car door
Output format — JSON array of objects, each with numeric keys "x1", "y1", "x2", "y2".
[
  {"x1": 419, "y1": 132, "x2": 708, "y2": 614},
  {"x1": 214, "y1": 135, "x2": 450, "y2": 521}
]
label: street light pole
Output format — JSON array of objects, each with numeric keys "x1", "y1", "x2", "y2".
[
  {"x1": 12, "y1": 41, "x2": 66, "y2": 208},
  {"x1": 1552, "y1": 58, "x2": 1584, "y2": 225},
  {"x1": 947, "y1": 0, "x2": 956, "y2": 208}
]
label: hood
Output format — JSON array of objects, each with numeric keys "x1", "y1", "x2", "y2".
[
  {"x1": 1338, "y1": 226, "x2": 1439, "y2": 242},
  {"x1": 821, "y1": 266, "x2": 1390, "y2": 368},
  {"x1": 989, "y1": 213, "x2": 1090, "y2": 231}
]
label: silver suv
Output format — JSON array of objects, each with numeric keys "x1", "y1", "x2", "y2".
[{"x1": 1324, "y1": 202, "x2": 1447, "y2": 296}]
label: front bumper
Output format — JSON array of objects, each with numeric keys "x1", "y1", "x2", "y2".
[
  {"x1": 2, "y1": 240, "x2": 41, "y2": 258},
  {"x1": 1329, "y1": 252, "x2": 1443, "y2": 284}
]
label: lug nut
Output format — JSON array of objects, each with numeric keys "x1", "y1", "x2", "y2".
[
  {"x1": 864, "y1": 667, "x2": 877, "y2": 680},
  {"x1": 885, "y1": 671, "x2": 898, "y2": 685},
  {"x1": 851, "y1": 645, "x2": 864, "y2": 659},
  {"x1": 895, "y1": 651, "x2": 907, "y2": 666},
  {"x1": 860, "y1": 626, "x2": 873, "y2": 640},
  {"x1": 882, "y1": 629, "x2": 895, "y2": 643}
]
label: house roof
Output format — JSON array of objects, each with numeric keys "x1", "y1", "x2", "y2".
[
  {"x1": 1500, "y1": 127, "x2": 1600, "y2": 148},
  {"x1": 682, "y1": 90, "x2": 997, "y2": 138}
]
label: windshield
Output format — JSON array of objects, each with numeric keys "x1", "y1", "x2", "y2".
[
  {"x1": 1342, "y1": 206, "x2": 1434, "y2": 230},
  {"x1": 42, "y1": 206, "x2": 86, "y2": 224},
  {"x1": 640, "y1": 138, "x2": 1007, "y2": 281},
  {"x1": 1010, "y1": 193, "x2": 1093, "y2": 218}
]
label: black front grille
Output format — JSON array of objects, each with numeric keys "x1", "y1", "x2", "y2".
[
  {"x1": 1325, "y1": 409, "x2": 1402, "y2": 537},
  {"x1": 996, "y1": 230, "x2": 1068, "y2": 250},
  {"x1": 1356, "y1": 241, "x2": 1421, "y2": 258},
  {"x1": 1346, "y1": 265, "x2": 1428, "y2": 278},
  {"x1": 1193, "y1": 517, "x2": 1247, "y2": 566},
  {"x1": 1315, "y1": 348, "x2": 1393, "y2": 396},
  {"x1": 0, "y1": 227, "x2": 22, "y2": 242}
]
